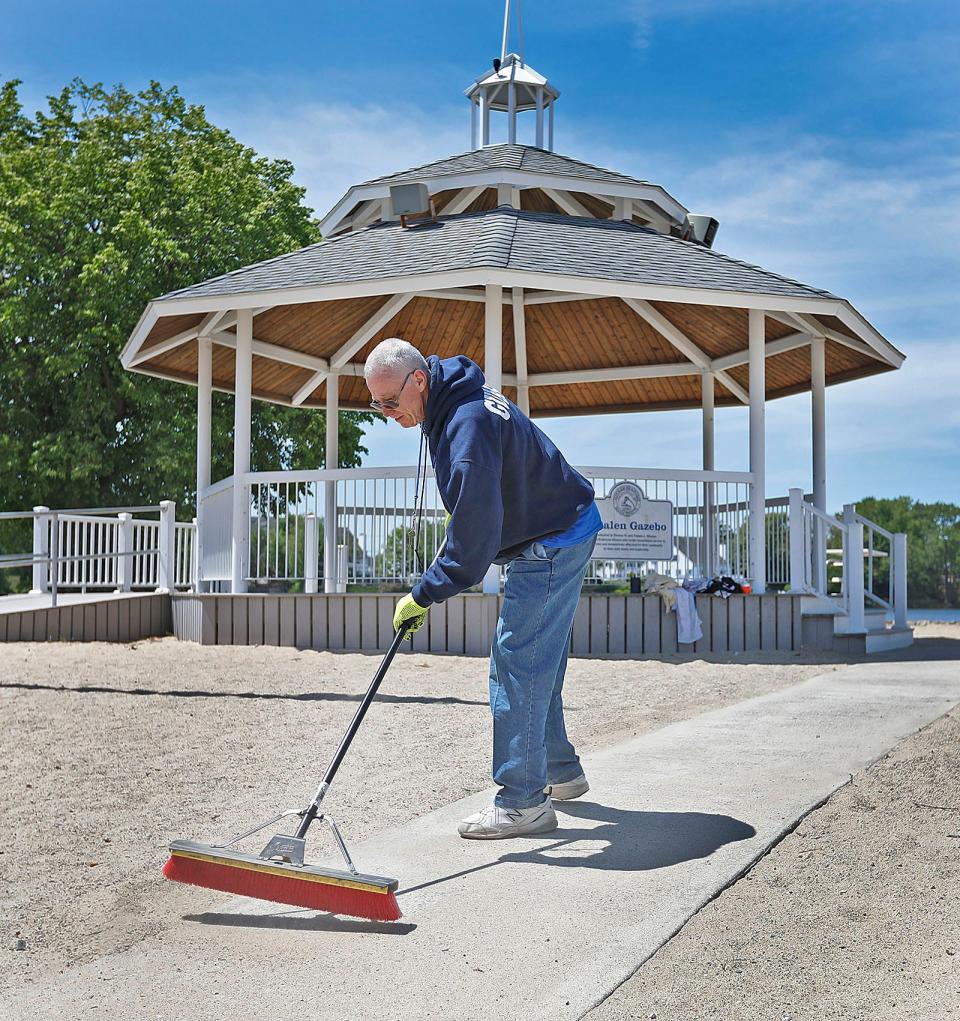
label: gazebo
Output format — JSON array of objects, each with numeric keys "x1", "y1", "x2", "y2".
[{"x1": 117, "y1": 32, "x2": 909, "y2": 655}]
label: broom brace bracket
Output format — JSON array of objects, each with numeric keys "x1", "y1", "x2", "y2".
[
  {"x1": 321, "y1": 814, "x2": 360, "y2": 876},
  {"x1": 216, "y1": 808, "x2": 303, "y2": 848}
]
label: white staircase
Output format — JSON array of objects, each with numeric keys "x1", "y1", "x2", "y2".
[{"x1": 790, "y1": 491, "x2": 912, "y2": 654}]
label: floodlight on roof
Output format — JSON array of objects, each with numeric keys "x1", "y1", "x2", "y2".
[
  {"x1": 389, "y1": 183, "x2": 438, "y2": 229},
  {"x1": 681, "y1": 214, "x2": 720, "y2": 248}
]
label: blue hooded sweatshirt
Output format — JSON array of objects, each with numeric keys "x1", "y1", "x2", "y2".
[{"x1": 411, "y1": 355, "x2": 596, "y2": 607}]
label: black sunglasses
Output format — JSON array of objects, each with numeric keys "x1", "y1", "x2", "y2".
[{"x1": 369, "y1": 369, "x2": 416, "y2": 412}]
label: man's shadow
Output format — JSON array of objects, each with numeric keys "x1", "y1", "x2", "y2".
[
  {"x1": 400, "y1": 800, "x2": 757, "y2": 898},
  {"x1": 182, "y1": 801, "x2": 756, "y2": 932}
]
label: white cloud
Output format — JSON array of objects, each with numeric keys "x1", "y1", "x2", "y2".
[
  {"x1": 203, "y1": 93, "x2": 468, "y2": 222},
  {"x1": 819, "y1": 340, "x2": 960, "y2": 456},
  {"x1": 570, "y1": 126, "x2": 960, "y2": 339}
]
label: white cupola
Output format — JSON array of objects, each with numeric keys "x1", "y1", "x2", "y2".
[{"x1": 464, "y1": 1, "x2": 559, "y2": 150}]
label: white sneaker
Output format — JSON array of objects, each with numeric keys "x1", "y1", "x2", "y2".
[
  {"x1": 544, "y1": 773, "x2": 590, "y2": 801},
  {"x1": 458, "y1": 800, "x2": 558, "y2": 840}
]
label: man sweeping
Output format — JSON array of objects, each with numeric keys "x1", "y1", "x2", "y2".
[{"x1": 364, "y1": 338, "x2": 602, "y2": 839}]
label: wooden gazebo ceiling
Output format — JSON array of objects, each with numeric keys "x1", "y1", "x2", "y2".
[{"x1": 133, "y1": 293, "x2": 898, "y2": 416}]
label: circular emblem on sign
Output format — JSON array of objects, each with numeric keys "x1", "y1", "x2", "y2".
[{"x1": 608, "y1": 481, "x2": 643, "y2": 518}]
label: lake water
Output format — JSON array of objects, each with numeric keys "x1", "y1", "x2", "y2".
[{"x1": 907, "y1": 608, "x2": 960, "y2": 623}]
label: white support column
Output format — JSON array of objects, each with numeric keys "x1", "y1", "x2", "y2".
[
  {"x1": 231, "y1": 308, "x2": 253, "y2": 594},
  {"x1": 612, "y1": 197, "x2": 633, "y2": 222},
  {"x1": 336, "y1": 544, "x2": 348, "y2": 595},
  {"x1": 702, "y1": 371, "x2": 715, "y2": 579},
  {"x1": 702, "y1": 371, "x2": 715, "y2": 471},
  {"x1": 196, "y1": 335, "x2": 213, "y2": 498},
  {"x1": 845, "y1": 515, "x2": 866, "y2": 632},
  {"x1": 748, "y1": 308, "x2": 767, "y2": 593},
  {"x1": 323, "y1": 374, "x2": 340, "y2": 594},
  {"x1": 49, "y1": 512, "x2": 59, "y2": 609},
  {"x1": 483, "y1": 284, "x2": 503, "y2": 593},
  {"x1": 117, "y1": 512, "x2": 133, "y2": 592},
  {"x1": 481, "y1": 92, "x2": 490, "y2": 146},
  {"x1": 157, "y1": 500, "x2": 176, "y2": 592},
  {"x1": 484, "y1": 283, "x2": 503, "y2": 391},
  {"x1": 191, "y1": 516, "x2": 199, "y2": 591},
  {"x1": 811, "y1": 334, "x2": 827, "y2": 594},
  {"x1": 788, "y1": 488, "x2": 806, "y2": 594},
  {"x1": 512, "y1": 287, "x2": 529, "y2": 416},
  {"x1": 471, "y1": 99, "x2": 478, "y2": 150},
  {"x1": 304, "y1": 513, "x2": 319, "y2": 594},
  {"x1": 497, "y1": 183, "x2": 514, "y2": 207},
  {"x1": 548, "y1": 101, "x2": 554, "y2": 151},
  {"x1": 535, "y1": 89, "x2": 544, "y2": 148},
  {"x1": 507, "y1": 82, "x2": 517, "y2": 144},
  {"x1": 30, "y1": 506, "x2": 50, "y2": 593},
  {"x1": 196, "y1": 334, "x2": 212, "y2": 593},
  {"x1": 893, "y1": 532, "x2": 908, "y2": 629}
]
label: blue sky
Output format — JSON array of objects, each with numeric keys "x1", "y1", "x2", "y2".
[{"x1": 4, "y1": 0, "x2": 958, "y2": 507}]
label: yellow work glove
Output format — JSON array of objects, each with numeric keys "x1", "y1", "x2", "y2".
[{"x1": 393, "y1": 592, "x2": 428, "y2": 638}]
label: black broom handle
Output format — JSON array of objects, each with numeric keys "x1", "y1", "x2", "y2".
[{"x1": 295, "y1": 622, "x2": 411, "y2": 838}]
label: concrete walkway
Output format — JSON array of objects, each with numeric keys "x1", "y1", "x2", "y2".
[{"x1": 8, "y1": 657, "x2": 959, "y2": 1021}]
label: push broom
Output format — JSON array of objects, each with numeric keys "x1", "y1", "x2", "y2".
[{"x1": 163, "y1": 621, "x2": 412, "y2": 921}]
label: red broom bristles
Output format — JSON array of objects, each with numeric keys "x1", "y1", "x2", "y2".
[{"x1": 163, "y1": 853, "x2": 402, "y2": 922}]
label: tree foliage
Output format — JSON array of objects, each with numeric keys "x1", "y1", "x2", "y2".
[{"x1": 0, "y1": 78, "x2": 373, "y2": 526}]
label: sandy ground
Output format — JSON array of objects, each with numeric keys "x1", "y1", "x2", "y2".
[
  {"x1": 585, "y1": 649, "x2": 960, "y2": 1020},
  {"x1": 1, "y1": 624, "x2": 957, "y2": 1015}
]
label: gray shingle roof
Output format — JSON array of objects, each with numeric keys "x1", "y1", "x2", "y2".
[
  {"x1": 360, "y1": 143, "x2": 653, "y2": 189},
  {"x1": 156, "y1": 209, "x2": 837, "y2": 303}
]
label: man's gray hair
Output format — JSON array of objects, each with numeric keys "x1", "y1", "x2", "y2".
[{"x1": 364, "y1": 338, "x2": 428, "y2": 380}]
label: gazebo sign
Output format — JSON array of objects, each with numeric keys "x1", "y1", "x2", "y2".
[{"x1": 594, "y1": 482, "x2": 674, "y2": 560}]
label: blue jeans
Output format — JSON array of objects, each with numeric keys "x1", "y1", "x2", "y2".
[{"x1": 489, "y1": 534, "x2": 597, "y2": 809}]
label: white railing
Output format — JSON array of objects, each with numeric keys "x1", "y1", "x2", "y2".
[
  {"x1": 244, "y1": 467, "x2": 449, "y2": 588},
  {"x1": 52, "y1": 513, "x2": 120, "y2": 590},
  {"x1": 234, "y1": 465, "x2": 754, "y2": 590},
  {"x1": 790, "y1": 491, "x2": 846, "y2": 603},
  {"x1": 576, "y1": 467, "x2": 753, "y2": 584},
  {"x1": 788, "y1": 489, "x2": 907, "y2": 630},
  {"x1": 843, "y1": 504, "x2": 907, "y2": 628},
  {"x1": 198, "y1": 479, "x2": 234, "y2": 582},
  {"x1": 764, "y1": 495, "x2": 791, "y2": 589},
  {"x1": 174, "y1": 521, "x2": 198, "y2": 589},
  {"x1": 0, "y1": 501, "x2": 197, "y2": 606}
]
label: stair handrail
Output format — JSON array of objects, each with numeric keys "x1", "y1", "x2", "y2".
[
  {"x1": 843, "y1": 504, "x2": 907, "y2": 629},
  {"x1": 789, "y1": 488, "x2": 847, "y2": 600}
]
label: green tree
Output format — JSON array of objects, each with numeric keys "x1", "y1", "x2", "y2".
[{"x1": 0, "y1": 77, "x2": 373, "y2": 527}]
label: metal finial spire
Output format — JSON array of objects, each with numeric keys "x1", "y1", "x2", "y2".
[{"x1": 501, "y1": 0, "x2": 524, "y2": 63}]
